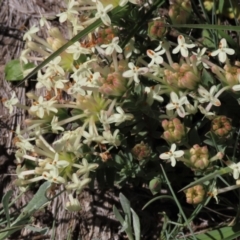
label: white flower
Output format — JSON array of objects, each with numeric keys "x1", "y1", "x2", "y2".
[
  {"x1": 29, "y1": 96, "x2": 58, "y2": 118},
  {"x1": 73, "y1": 158, "x2": 98, "y2": 178},
  {"x1": 56, "y1": 0, "x2": 79, "y2": 23},
  {"x1": 23, "y1": 25, "x2": 39, "y2": 41},
  {"x1": 159, "y1": 143, "x2": 184, "y2": 167},
  {"x1": 122, "y1": 62, "x2": 148, "y2": 84},
  {"x1": 95, "y1": 1, "x2": 113, "y2": 26},
  {"x1": 172, "y1": 35, "x2": 195, "y2": 57},
  {"x1": 108, "y1": 106, "x2": 134, "y2": 126},
  {"x1": 198, "y1": 106, "x2": 215, "y2": 119},
  {"x1": 66, "y1": 42, "x2": 92, "y2": 60},
  {"x1": 36, "y1": 71, "x2": 53, "y2": 91},
  {"x1": 44, "y1": 153, "x2": 69, "y2": 170},
  {"x1": 166, "y1": 92, "x2": 188, "y2": 118},
  {"x1": 101, "y1": 37, "x2": 122, "y2": 55},
  {"x1": 42, "y1": 167, "x2": 65, "y2": 184},
  {"x1": 20, "y1": 49, "x2": 31, "y2": 64},
  {"x1": 65, "y1": 173, "x2": 91, "y2": 194},
  {"x1": 46, "y1": 56, "x2": 65, "y2": 76},
  {"x1": 124, "y1": 38, "x2": 140, "y2": 58},
  {"x1": 147, "y1": 49, "x2": 165, "y2": 67},
  {"x1": 119, "y1": 0, "x2": 138, "y2": 7},
  {"x1": 211, "y1": 38, "x2": 235, "y2": 63},
  {"x1": 3, "y1": 92, "x2": 19, "y2": 114},
  {"x1": 145, "y1": 85, "x2": 164, "y2": 105},
  {"x1": 82, "y1": 121, "x2": 104, "y2": 145},
  {"x1": 197, "y1": 85, "x2": 221, "y2": 107},
  {"x1": 192, "y1": 48, "x2": 209, "y2": 68},
  {"x1": 229, "y1": 162, "x2": 240, "y2": 180},
  {"x1": 51, "y1": 116, "x2": 64, "y2": 133},
  {"x1": 102, "y1": 129, "x2": 121, "y2": 147}
]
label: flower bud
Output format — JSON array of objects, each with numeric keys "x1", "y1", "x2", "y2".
[
  {"x1": 211, "y1": 116, "x2": 232, "y2": 139},
  {"x1": 132, "y1": 142, "x2": 151, "y2": 161},
  {"x1": 188, "y1": 144, "x2": 209, "y2": 170},
  {"x1": 223, "y1": 64, "x2": 240, "y2": 87},
  {"x1": 161, "y1": 118, "x2": 187, "y2": 144},
  {"x1": 149, "y1": 178, "x2": 162, "y2": 195},
  {"x1": 169, "y1": 0, "x2": 192, "y2": 24},
  {"x1": 185, "y1": 185, "x2": 206, "y2": 204},
  {"x1": 164, "y1": 63, "x2": 200, "y2": 90},
  {"x1": 98, "y1": 72, "x2": 127, "y2": 97},
  {"x1": 148, "y1": 18, "x2": 167, "y2": 40}
]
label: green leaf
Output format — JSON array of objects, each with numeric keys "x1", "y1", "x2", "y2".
[
  {"x1": 113, "y1": 205, "x2": 124, "y2": 225},
  {"x1": 2, "y1": 190, "x2": 13, "y2": 227},
  {"x1": 188, "y1": 223, "x2": 240, "y2": 240},
  {"x1": 0, "y1": 182, "x2": 51, "y2": 239},
  {"x1": 169, "y1": 24, "x2": 240, "y2": 32},
  {"x1": 131, "y1": 208, "x2": 141, "y2": 240},
  {"x1": 218, "y1": 0, "x2": 224, "y2": 14},
  {"x1": 180, "y1": 167, "x2": 232, "y2": 192},
  {"x1": 202, "y1": 68, "x2": 215, "y2": 86},
  {"x1": 119, "y1": 193, "x2": 132, "y2": 226},
  {"x1": 4, "y1": 59, "x2": 35, "y2": 81}
]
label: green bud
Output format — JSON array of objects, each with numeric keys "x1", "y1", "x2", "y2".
[{"x1": 149, "y1": 178, "x2": 162, "y2": 195}]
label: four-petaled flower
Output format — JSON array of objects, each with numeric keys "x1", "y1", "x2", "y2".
[
  {"x1": 95, "y1": 1, "x2": 113, "y2": 26},
  {"x1": 211, "y1": 38, "x2": 235, "y2": 63},
  {"x1": 166, "y1": 92, "x2": 188, "y2": 118},
  {"x1": 122, "y1": 62, "x2": 148, "y2": 84},
  {"x1": 197, "y1": 85, "x2": 221, "y2": 107},
  {"x1": 101, "y1": 37, "x2": 122, "y2": 55},
  {"x1": 192, "y1": 48, "x2": 209, "y2": 68},
  {"x1": 3, "y1": 92, "x2": 19, "y2": 114},
  {"x1": 159, "y1": 143, "x2": 184, "y2": 167},
  {"x1": 147, "y1": 49, "x2": 165, "y2": 67},
  {"x1": 172, "y1": 35, "x2": 195, "y2": 57}
]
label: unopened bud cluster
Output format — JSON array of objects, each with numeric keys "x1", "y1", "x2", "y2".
[
  {"x1": 211, "y1": 116, "x2": 232, "y2": 139},
  {"x1": 162, "y1": 118, "x2": 186, "y2": 144},
  {"x1": 169, "y1": 0, "x2": 192, "y2": 24},
  {"x1": 147, "y1": 18, "x2": 167, "y2": 40},
  {"x1": 185, "y1": 184, "x2": 206, "y2": 204},
  {"x1": 98, "y1": 72, "x2": 127, "y2": 97},
  {"x1": 223, "y1": 64, "x2": 240, "y2": 87},
  {"x1": 164, "y1": 63, "x2": 200, "y2": 90},
  {"x1": 189, "y1": 144, "x2": 209, "y2": 170},
  {"x1": 132, "y1": 142, "x2": 151, "y2": 161}
]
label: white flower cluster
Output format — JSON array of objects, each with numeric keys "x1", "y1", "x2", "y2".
[{"x1": 4, "y1": 0, "x2": 240, "y2": 210}]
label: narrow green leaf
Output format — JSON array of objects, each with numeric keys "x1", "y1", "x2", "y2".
[
  {"x1": 113, "y1": 205, "x2": 124, "y2": 225},
  {"x1": 2, "y1": 190, "x2": 13, "y2": 227},
  {"x1": 218, "y1": 0, "x2": 224, "y2": 13},
  {"x1": 180, "y1": 167, "x2": 232, "y2": 192},
  {"x1": 168, "y1": 24, "x2": 240, "y2": 32},
  {"x1": 142, "y1": 195, "x2": 175, "y2": 210},
  {"x1": 131, "y1": 208, "x2": 141, "y2": 240},
  {"x1": 190, "y1": 223, "x2": 240, "y2": 240},
  {"x1": 119, "y1": 193, "x2": 132, "y2": 226}
]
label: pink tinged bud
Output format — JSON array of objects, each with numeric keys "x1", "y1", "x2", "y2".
[
  {"x1": 172, "y1": 118, "x2": 181, "y2": 125},
  {"x1": 185, "y1": 185, "x2": 205, "y2": 204},
  {"x1": 201, "y1": 146, "x2": 208, "y2": 154},
  {"x1": 163, "y1": 131, "x2": 173, "y2": 142},
  {"x1": 162, "y1": 119, "x2": 169, "y2": 130}
]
